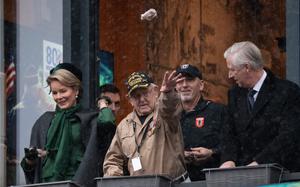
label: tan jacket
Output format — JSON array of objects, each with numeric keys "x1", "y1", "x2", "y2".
[{"x1": 103, "y1": 90, "x2": 186, "y2": 179}]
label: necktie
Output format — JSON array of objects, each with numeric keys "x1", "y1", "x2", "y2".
[{"x1": 247, "y1": 89, "x2": 257, "y2": 110}]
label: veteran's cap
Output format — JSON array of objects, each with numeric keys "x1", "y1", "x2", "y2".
[{"x1": 126, "y1": 72, "x2": 153, "y2": 95}]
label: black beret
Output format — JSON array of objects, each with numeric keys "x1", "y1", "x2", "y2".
[{"x1": 50, "y1": 63, "x2": 82, "y2": 81}]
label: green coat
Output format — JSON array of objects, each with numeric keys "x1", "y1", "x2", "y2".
[{"x1": 21, "y1": 108, "x2": 116, "y2": 187}]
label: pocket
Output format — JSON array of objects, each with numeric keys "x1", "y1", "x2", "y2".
[{"x1": 120, "y1": 131, "x2": 136, "y2": 158}]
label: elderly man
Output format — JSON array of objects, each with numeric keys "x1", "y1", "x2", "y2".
[
  {"x1": 103, "y1": 71, "x2": 188, "y2": 182},
  {"x1": 220, "y1": 41, "x2": 300, "y2": 172},
  {"x1": 175, "y1": 64, "x2": 226, "y2": 181}
]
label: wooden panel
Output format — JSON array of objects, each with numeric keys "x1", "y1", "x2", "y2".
[
  {"x1": 4, "y1": 0, "x2": 16, "y2": 23},
  {"x1": 99, "y1": 0, "x2": 286, "y2": 120},
  {"x1": 99, "y1": 0, "x2": 146, "y2": 122}
]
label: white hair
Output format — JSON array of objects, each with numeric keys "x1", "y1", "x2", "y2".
[{"x1": 224, "y1": 41, "x2": 264, "y2": 70}]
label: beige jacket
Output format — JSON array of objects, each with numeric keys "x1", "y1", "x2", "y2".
[{"x1": 103, "y1": 90, "x2": 186, "y2": 179}]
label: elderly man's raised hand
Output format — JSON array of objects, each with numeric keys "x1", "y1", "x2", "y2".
[{"x1": 160, "y1": 70, "x2": 183, "y2": 92}]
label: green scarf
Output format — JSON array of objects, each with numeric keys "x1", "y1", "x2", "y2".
[{"x1": 42, "y1": 104, "x2": 80, "y2": 181}]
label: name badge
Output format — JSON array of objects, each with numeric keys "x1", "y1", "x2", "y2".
[{"x1": 132, "y1": 156, "x2": 142, "y2": 171}]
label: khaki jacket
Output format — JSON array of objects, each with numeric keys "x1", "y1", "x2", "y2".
[{"x1": 103, "y1": 90, "x2": 186, "y2": 179}]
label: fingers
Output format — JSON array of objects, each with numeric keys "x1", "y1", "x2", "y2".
[
  {"x1": 190, "y1": 147, "x2": 205, "y2": 155},
  {"x1": 191, "y1": 147, "x2": 211, "y2": 154},
  {"x1": 190, "y1": 147, "x2": 213, "y2": 161},
  {"x1": 193, "y1": 152, "x2": 205, "y2": 158},
  {"x1": 164, "y1": 71, "x2": 175, "y2": 83},
  {"x1": 37, "y1": 149, "x2": 47, "y2": 158},
  {"x1": 161, "y1": 71, "x2": 177, "y2": 92},
  {"x1": 190, "y1": 147, "x2": 202, "y2": 151},
  {"x1": 247, "y1": 161, "x2": 258, "y2": 166},
  {"x1": 173, "y1": 72, "x2": 184, "y2": 83},
  {"x1": 162, "y1": 71, "x2": 170, "y2": 84},
  {"x1": 192, "y1": 153, "x2": 207, "y2": 162},
  {"x1": 220, "y1": 161, "x2": 236, "y2": 168},
  {"x1": 98, "y1": 99, "x2": 109, "y2": 109},
  {"x1": 160, "y1": 71, "x2": 170, "y2": 92},
  {"x1": 168, "y1": 70, "x2": 177, "y2": 79},
  {"x1": 165, "y1": 70, "x2": 182, "y2": 82},
  {"x1": 184, "y1": 151, "x2": 194, "y2": 158},
  {"x1": 161, "y1": 70, "x2": 184, "y2": 92},
  {"x1": 185, "y1": 150, "x2": 207, "y2": 162},
  {"x1": 168, "y1": 71, "x2": 182, "y2": 86},
  {"x1": 169, "y1": 70, "x2": 183, "y2": 83}
]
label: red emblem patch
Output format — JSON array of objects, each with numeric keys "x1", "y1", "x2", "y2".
[{"x1": 195, "y1": 117, "x2": 205, "y2": 128}]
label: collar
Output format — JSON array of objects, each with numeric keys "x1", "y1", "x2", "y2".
[
  {"x1": 182, "y1": 98, "x2": 210, "y2": 115},
  {"x1": 130, "y1": 111, "x2": 154, "y2": 126},
  {"x1": 252, "y1": 70, "x2": 267, "y2": 99}
]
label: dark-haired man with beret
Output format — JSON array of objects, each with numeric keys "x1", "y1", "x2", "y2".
[
  {"x1": 175, "y1": 64, "x2": 227, "y2": 181},
  {"x1": 103, "y1": 71, "x2": 189, "y2": 182}
]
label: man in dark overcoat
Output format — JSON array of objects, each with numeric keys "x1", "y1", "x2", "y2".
[{"x1": 220, "y1": 41, "x2": 300, "y2": 172}]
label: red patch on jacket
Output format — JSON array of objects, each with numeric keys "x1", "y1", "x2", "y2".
[{"x1": 195, "y1": 117, "x2": 205, "y2": 128}]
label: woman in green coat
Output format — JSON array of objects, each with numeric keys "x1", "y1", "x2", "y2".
[{"x1": 21, "y1": 63, "x2": 116, "y2": 186}]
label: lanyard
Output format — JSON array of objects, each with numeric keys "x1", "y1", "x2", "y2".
[{"x1": 132, "y1": 117, "x2": 153, "y2": 155}]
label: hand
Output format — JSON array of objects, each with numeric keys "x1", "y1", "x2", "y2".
[
  {"x1": 24, "y1": 147, "x2": 47, "y2": 165},
  {"x1": 184, "y1": 150, "x2": 194, "y2": 158},
  {"x1": 98, "y1": 96, "x2": 112, "y2": 109},
  {"x1": 37, "y1": 149, "x2": 47, "y2": 158},
  {"x1": 247, "y1": 161, "x2": 258, "y2": 166},
  {"x1": 220, "y1": 161, "x2": 236, "y2": 168},
  {"x1": 160, "y1": 70, "x2": 184, "y2": 92},
  {"x1": 190, "y1": 147, "x2": 213, "y2": 161},
  {"x1": 184, "y1": 151, "x2": 194, "y2": 164}
]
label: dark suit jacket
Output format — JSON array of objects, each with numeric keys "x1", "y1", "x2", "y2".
[
  {"x1": 221, "y1": 70, "x2": 300, "y2": 172},
  {"x1": 22, "y1": 109, "x2": 116, "y2": 187}
]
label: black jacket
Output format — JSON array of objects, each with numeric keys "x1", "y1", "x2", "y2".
[
  {"x1": 181, "y1": 99, "x2": 227, "y2": 181},
  {"x1": 221, "y1": 70, "x2": 300, "y2": 172},
  {"x1": 22, "y1": 109, "x2": 116, "y2": 187}
]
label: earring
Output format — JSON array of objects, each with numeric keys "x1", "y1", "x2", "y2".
[{"x1": 76, "y1": 95, "x2": 78, "y2": 98}]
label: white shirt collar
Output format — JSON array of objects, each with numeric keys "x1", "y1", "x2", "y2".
[{"x1": 252, "y1": 70, "x2": 267, "y2": 100}]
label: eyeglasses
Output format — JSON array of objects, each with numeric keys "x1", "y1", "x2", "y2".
[{"x1": 129, "y1": 87, "x2": 153, "y2": 100}]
